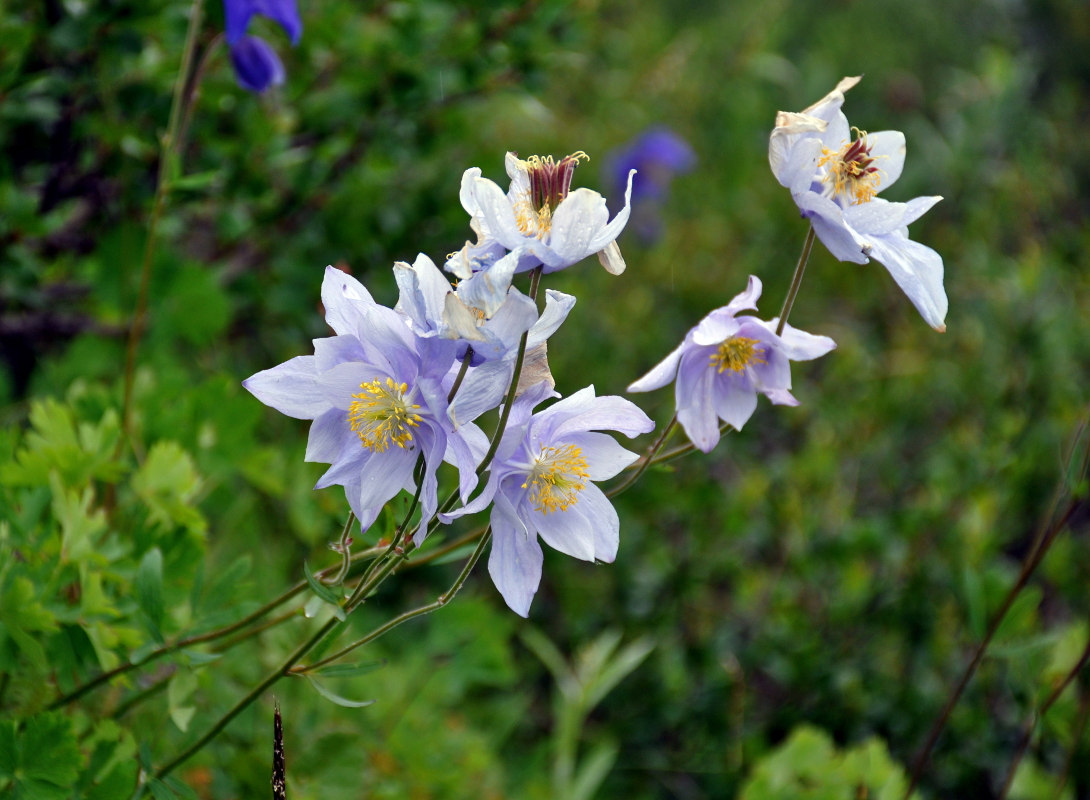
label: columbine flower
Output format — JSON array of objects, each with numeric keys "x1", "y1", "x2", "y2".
[
  {"x1": 223, "y1": 0, "x2": 301, "y2": 93},
  {"x1": 444, "y1": 382, "x2": 654, "y2": 616},
  {"x1": 395, "y1": 250, "x2": 577, "y2": 427},
  {"x1": 769, "y1": 76, "x2": 948, "y2": 332},
  {"x1": 445, "y1": 151, "x2": 635, "y2": 280},
  {"x1": 604, "y1": 127, "x2": 696, "y2": 244},
  {"x1": 243, "y1": 267, "x2": 481, "y2": 530},
  {"x1": 628, "y1": 276, "x2": 835, "y2": 453}
]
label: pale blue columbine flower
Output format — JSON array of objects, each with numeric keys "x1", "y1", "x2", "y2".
[
  {"x1": 243, "y1": 267, "x2": 483, "y2": 532},
  {"x1": 394, "y1": 249, "x2": 577, "y2": 427},
  {"x1": 605, "y1": 127, "x2": 696, "y2": 244},
  {"x1": 224, "y1": 0, "x2": 301, "y2": 93},
  {"x1": 445, "y1": 151, "x2": 635, "y2": 281},
  {"x1": 769, "y1": 76, "x2": 948, "y2": 331},
  {"x1": 628, "y1": 276, "x2": 836, "y2": 453},
  {"x1": 444, "y1": 382, "x2": 654, "y2": 616}
]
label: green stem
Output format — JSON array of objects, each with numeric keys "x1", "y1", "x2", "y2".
[
  {"x1": 1052, "y1": 685, "x2": 1090, "y2": 800},
  {"x1": 998, "y1": 633, "x2": 1090, "y2": 799},
  {"x1": 152, "y1": 615, "x2": 341, "y2": 782},
  {"x1": 48, "y1": 540, "x2": 384, "y2": 710},
  {"x1": 776, "y1": 225, "x2": 816, "y2": 336},
  {"x1": 407, "y1": 526, "x2": 488, "y2": 568},
  {"x1": 120, "y1": 0, "x2": 206, "y2": 439},
  {"x1": 607, "y1": 415, "x2": 677, "y2": 498},
  {"x1": 294, "y1": 529, "x2": 493, "y2": 674}
]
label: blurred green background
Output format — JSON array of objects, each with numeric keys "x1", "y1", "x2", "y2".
[{"x1": 3, "y1": 0, "x2": 1090, "y2": 797}]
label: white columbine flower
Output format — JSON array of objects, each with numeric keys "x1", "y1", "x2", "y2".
[
  {"x1": 445, "y1": 151, "x2": 635, "y2": 280},
  {"x1": 769, "y1": 75, "x2": 948, "y2": 332}
]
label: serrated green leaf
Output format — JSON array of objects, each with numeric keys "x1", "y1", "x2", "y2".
[
  {"x1": 132, "y1": 442, "x2": 205, "y2": 535},
  {"x1": 136, "y1": 547, "x2": 164, "y2": 640},
  {"x1": 303, "y1": 674, "x2": 375, "y2": 708},
  {"x1": 50, "y1": 472, "x2": 105, "y2": 564}
]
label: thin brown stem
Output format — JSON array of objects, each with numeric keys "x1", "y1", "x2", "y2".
[
  {"x1": 903, "y1": 498, "x2": 1080, "y2": 797},
  {"x1": 998, "y1": 634, "x2": 1090, "y2": 799}
]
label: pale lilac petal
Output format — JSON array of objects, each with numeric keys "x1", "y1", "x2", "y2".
[
  {"x1": 318, "y1": 361, "x2": 384, "y2": 411},
  {"x1": 548, "y1": 188, "x2": 611, "y2": 265},
  {"x1": 796, "y1": 192, "x2": 869, "y2": 263},
  {"x1": 488, "y1": 495, "x2": 543, "y2": 618},
  {"x1": 313, "y1": 334, "x2": 367, "y2": 372},
  {"x1": 764, "y1": 388, "x2": 800, "y2": 407},
  {"x1": 713, "y1": 375, "x2": 759, "y2": 431},
  {"x1": 442, "y1": 294, "x2": 489, "y2": 345},
  {"x1": 867, "y1": 233, "x2": 948, "y2": 332},
  {"x1": 531, "y1": 502, "x2": 596, "y2": 562},
  {"x1": 675, "y1": 352, "x2": 719, "y2": 452},
  {"x1": 867, "y1": 130, "x2": 906, "y2": 190},
  {"x1": 563, "y1": 432, "x2": 639, "y2": 481},
  {"x1": 576, "y1": 483, "x2": 620, "y2": 562},
  {"x1": 243, "y1": 355, "x2": 330, "y2": 420},
  {"x1": 541, "y1": 390, "x2": 654, "y2": 440},
  {"x1": 587, "y1": 169, "x2": 635, "y2": 252},
  {"x1": 459, "y1": 249, "x2": 520, "y2": 316},
  {"x1": 480, "y1": 292, "x2": 538, "y2": 354},
  {"x1": 691, "y1": 307, "x2": 743, "y2": 346},
  {"x1": 902, "y1": 195, "x2": 943, "y2": 227},
  {"x1": 321, "y1": 266, "x2": 374, "y2": 336},
  {"x1": 471, "y1": 175, "x2": 528, "y2": 252},
  {"x1": 756, "y1": 319, "x2": 837, "y2": 361},
  {"x1": 394, "y1": 254, "x2": 450, "y2": 335},
  {"x1": 527, "y1": 290, "x2": 576, "y2": 349},
  {"x1": 355, "y1": 445, "x2": 417, "y2": 511},
  {"x1": 844, "y1": 198, "x2": 909, "y2": 236},
  {"x1": 305, "y1": 408, "x2": 350, "y2": 463},
  {"x1": 628, "y1": 341, "x2": 685, "y2": 393},
  {"x1": 449, "y1": 359, "x2": 511, "y2": 427}
]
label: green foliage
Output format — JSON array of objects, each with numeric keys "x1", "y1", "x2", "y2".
[
  {"x1": 4, "y1": 0, "x2": 1090, "y2": 797},
  {"x1": 740, "y1": 725, "x2": 917, "y2": 800}
]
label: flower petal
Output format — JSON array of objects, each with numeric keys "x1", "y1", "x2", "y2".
[
  {"x1": 321, "y1": 266, "x2": 375, "y2": 336},
  {"x1": 229, "y1": 36, "x2": 285, "y2": 93},
  {"x1": 867, "y1": 130, "x2": 906, "y2": 191},
  {"x1": 243, "y1": 355, "x2": 329, "y2": 419},
  {"x1": 488, "y1": 496, "x2": 543, "y2": 618},
  {"x1": 563, "y1": 431, "x2": 639, "y2": 481},
  {"x1": 548, "y1": 188, "x2": 611, "y2": 266},
  {"x1": 867, "y1": 233, "x2": 948, "y2": 332}
]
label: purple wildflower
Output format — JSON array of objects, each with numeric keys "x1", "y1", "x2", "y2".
[
  {"x1": 243, "y1": 267, "x2": 483, "y2": 531},
  {"x1": 445, "y1": 382, "x2": 654, "y2": 616},
  {"x1": 628, "y1": 276, "x2": 836, "y2": 452},
  {"x1": 223, "y1": 0, "x2": 301, "y2": 93},
  {"x1": 605, "y1": 127, "x2": 695, "y2": 243}
]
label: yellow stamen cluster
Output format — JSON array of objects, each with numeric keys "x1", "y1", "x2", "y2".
[
  {"x1": 347, "y1": 378, "x2": 422, "y2": 453},
  {"x1": 819, "y1": 127, "x2": 884, "y2": 205},
  {"x1": 523, "y1": 443, "x2": 590, "y2": 514},
  {"x1": 710, "y1": 336, "x2": 766, "y2": 374}
]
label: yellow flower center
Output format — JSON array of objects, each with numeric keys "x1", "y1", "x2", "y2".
[
  {"x1": 348, "y1": 378, "x2": 422, "y2": 453},
  {"x1": 819, "y1": 127, "x2": 883, "y2": 205},
  {"x1": 514, "y1": 151, "x2": 590, "y2": 237},
  {"x1": 710, "y1": 336, "x2": 766, "y2": 374},
  {"x1": 522, "y1": 443, "x2": 590, "y2": 514}
]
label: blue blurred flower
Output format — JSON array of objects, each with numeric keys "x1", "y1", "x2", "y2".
[
  {"x1": 223, "y1": 0, "x2": 301, "y2": 93},
  {"x1": 604, "y1": 127, "x2": 695, "y2": 243},
  {"x1": 628, "y1": 275, "x2": 835, "y2": 452},
  {"x1": 769, "y1": 76, "x2": 948, "y2": 331},
  {"x1": 228, "y1": 35, "x2": 285, "y2": 93}
]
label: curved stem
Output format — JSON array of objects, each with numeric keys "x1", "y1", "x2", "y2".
[
  {"x1": 608, "y1": 414, "x2": 677, "y2": 498},
  {"x1": 152, "y1": 615, "x2": 340, "y2": 782},
  {"x1": 120, "y1": 0, "x2": 206, "y2": 439},
  {"x1": 294, "y1": 529, "x2": 492, "y2": 674},
  {"x1": 407, "y1": 526, "x2": 488, "y2": 568},
  {"x1": 776, "y1": 225, "x2": 816, "y2": 336},
  {"x1": 903, "y1": 497, "x2": 1080, "y2": 797},
  {"x1": 998, "y1": 633, "x2": 1090, "y2": 799},
  {"x1": 48, "y1": 538, "x2": 384, "y2": 710}
]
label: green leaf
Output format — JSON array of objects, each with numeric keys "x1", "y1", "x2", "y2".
[
  {"x1": 303, "y1": 675, "x2": 375, "y2": 708},
  {"x1": 132, "y1": 442, "x2": 205, "y2": 536},
  {"x1": 570, "y1": 740, "x2": 619, "y2": 800},
  {"x1": 135, "y1": 547, "x2": 165, "y2": 640},
  {"x1": 167, "y1": 669, "x2": 198, "y2": 732},
  {"x1": 50, "y1": 472, "x2": 105, "y2": 564},
  {"x1": 310, "y1": 659, "x2": 386, "y2": 678},
  {"x1": 303, "y1": 561, "x2": 346, "y2": 621}
]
